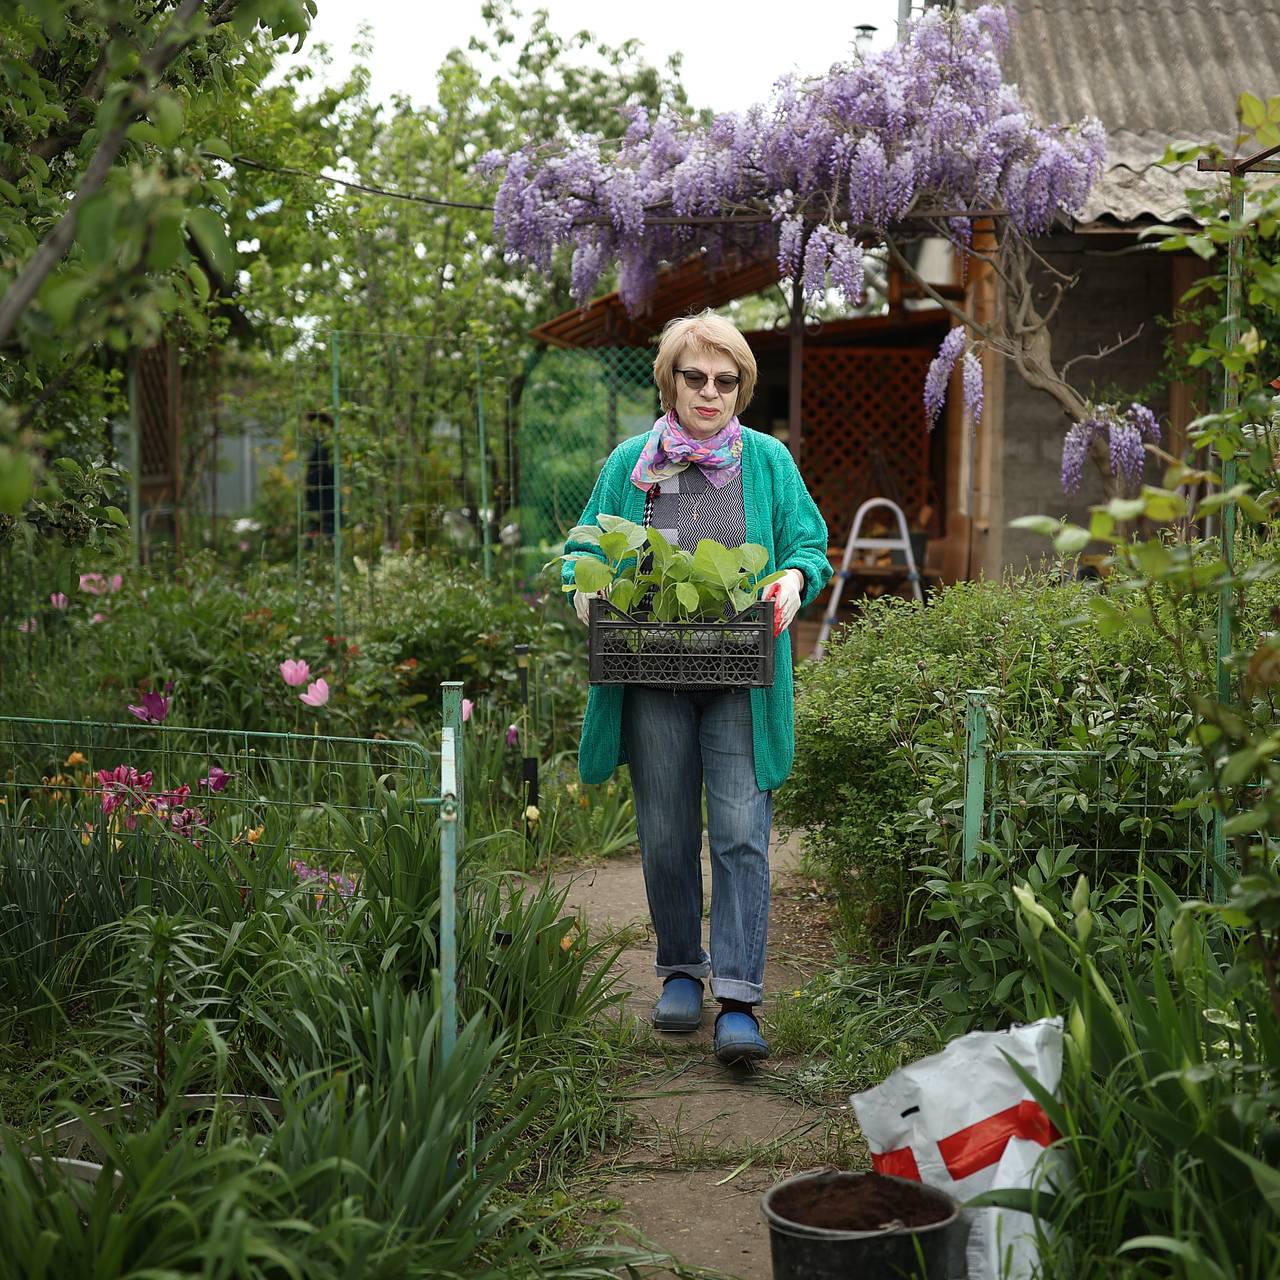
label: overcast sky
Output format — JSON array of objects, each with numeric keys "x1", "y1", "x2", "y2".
[{"x1": 280, "y1": 0, "x2": 907, "y2": 116}]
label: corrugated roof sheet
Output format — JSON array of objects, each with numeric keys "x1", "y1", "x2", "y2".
[{"x1": 1001, "y1": 0, "x2": 1280, "y2": 224}]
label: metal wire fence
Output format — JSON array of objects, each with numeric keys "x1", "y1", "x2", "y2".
[
  {"x1": 516, "y1": 345, "x2": 656, "y2": 549},
  {"x1": 2, "y1": 720, "x2": 430, "y2": 864},
  {"x1": 0, "y1": 684, "x2": 468, "y2": 1050},
  {"x1": 961, "y1": 689, "x2": 1223, "y2": 897}
]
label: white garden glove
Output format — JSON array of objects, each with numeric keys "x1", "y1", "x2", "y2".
[
  {"x1": 763, "y1": 568, "x2": 804, "y2": 634},
  {"x1": 573, "y1": 589, "x2": 605, "y2": 626}
]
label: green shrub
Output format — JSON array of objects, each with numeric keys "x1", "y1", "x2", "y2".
[{"x1": 781, "y1": 575, "x2": 1190, "y2": 950}]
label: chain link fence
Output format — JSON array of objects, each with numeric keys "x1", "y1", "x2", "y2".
[{"x1": 514, "y1": 346, "x2": 655, "y2": 552}]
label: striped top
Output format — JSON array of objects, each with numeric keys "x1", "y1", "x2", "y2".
[{"x1": 643, "y1": 465, "x2": 747, "y2": 551}]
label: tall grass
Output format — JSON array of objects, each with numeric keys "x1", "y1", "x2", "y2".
[{"x1": 0, "y1": 793, "x2": 659, "y2": 1276}]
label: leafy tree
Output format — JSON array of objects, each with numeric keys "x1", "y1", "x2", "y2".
[{"x1": 0, "y1": 0, "x2": 315, "y2": 509}]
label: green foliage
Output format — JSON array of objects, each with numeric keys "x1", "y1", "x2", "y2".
[
  {"x1": 781, "y1": 576, "x2": 1187, "y2": 949},
  {"x1": 0, "y1": 798, "x2": 656, "y2": 1275},
  {"x1": 558, "y1": 516, "x2": 784, "y2": 621},
  {"x1": 945, "y1": 115, "x2": 1280, "y2": 1276},
  {"x1": 0, "y1": 0, "x2": 318, "y2": 504},
  {"x1": 5, "y1": 455, "x2": 127, "y2": 551},
  {"x1": 994, "y1": 879, "x2": 1280, "y2": 1278}
]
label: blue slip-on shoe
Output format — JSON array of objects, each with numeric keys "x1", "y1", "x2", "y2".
[
  {"x1": 714, "y1": 1010, "x2": 770, "y2": 1064},
  {"x1": 652, "y1": 975, "x2": 704, "y2": 1031}
]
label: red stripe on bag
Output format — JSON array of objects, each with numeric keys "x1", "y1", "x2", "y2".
[
  {"x1": 937, "y1": 1100, "x2": 1060, "y2": 1181},
  {"x1": 871, "y1": 1146, "x2": 922, "y2": 1181}
]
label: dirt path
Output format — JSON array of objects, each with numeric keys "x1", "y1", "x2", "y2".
[{"x1": 556, "y1": 829, "x2": 862, "y2": 1279}]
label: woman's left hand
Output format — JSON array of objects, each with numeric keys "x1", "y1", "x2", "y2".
[{"x1": 764, "y1": 568, "x2": 804, "y2": 634}]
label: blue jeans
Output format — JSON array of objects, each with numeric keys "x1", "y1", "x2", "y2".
[{"x1": 621, "y1": 686, "x2": 773, "y2": 1004}]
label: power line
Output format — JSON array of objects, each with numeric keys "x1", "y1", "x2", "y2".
[{"x1": 230, "y1": 154, "x2": 497, "y2": 212}]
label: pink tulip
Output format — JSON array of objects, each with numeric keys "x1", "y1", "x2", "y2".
[
  {"x1": 299, "y1": 677, "x2": 330, "y2": 708},
  {"x1": 91, "y1": 612, "x2": 106, "y2": 624},
  {"x1": 506, "y1": 724, "x2": 519, "y2": 747},
  {"x1": 462, "y1": 698, "x2": 473, "y2": 722},
  {"x1": 50, "y1": 592, "x2": 69, "y2": 609},
  {"x1": 79, "y1": 573, "x2": 105, "y2": 595},
  {"x1": 108, "y1": 574, "x2": 123, "y2": 592},
  {"x1": 17, "y1": 616, "x2": 37, "y2": 633},
  {"x1": 280, "y1": 659, "x2": 310, "y2": 687}
]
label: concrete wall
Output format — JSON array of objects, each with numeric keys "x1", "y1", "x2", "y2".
[{"x1": 999, "y1": 234, "x2": 1172, "y2": 572}]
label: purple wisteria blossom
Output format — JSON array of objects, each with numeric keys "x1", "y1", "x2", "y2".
[
  {"x1": 924, "y1": 327, "x2": 967, "y2": 427},
  {"x1": 962, "y1": 351, "x2": 984, "y2": 424},
  {"x1": 486, "y1": 5, "x2": 1105, "y2": 313},
  {"x1": 1061, "y1": 404, "x2": 1163, "y2": 493}
]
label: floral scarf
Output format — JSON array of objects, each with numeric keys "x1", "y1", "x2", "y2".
[{"x1": 629, "y1": 411, "x2": 744, "y2": 492}]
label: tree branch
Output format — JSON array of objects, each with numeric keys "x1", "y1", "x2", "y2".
[
  {"x1": 1060, "y1": 324, "x2": 1147, "y2": 379},
  {"x1": 884, "y1": 237, "x2": 1001, "y2": 347},
  {"x1": 0, "y1": 0, "x2": 208, "y2": 347}
]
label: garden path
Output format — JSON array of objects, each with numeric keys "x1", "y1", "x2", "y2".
[{"x1": 556, "y1": 828, "x2": 862, "y2": 1279}]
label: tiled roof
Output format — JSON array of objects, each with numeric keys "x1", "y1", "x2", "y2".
[{"x1": 1000, "y1": 0, "x2": 1280, "y2": 224}]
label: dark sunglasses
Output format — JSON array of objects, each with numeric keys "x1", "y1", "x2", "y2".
[{"x1": 675, "y1": 367, "x2": 741, "y2": 394}]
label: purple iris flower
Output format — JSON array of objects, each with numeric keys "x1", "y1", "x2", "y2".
[
  {"x1": 127, "y1": 690, "x2": 170, "y2": 723},
  {"x1": 198, "y1": 766, "x2": 234, "y2": 793}
]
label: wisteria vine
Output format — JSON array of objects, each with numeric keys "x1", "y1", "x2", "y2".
[
  {"x1": 484, "y1": 6, "x2": 1156, "y2": 493},
  {"x1": 1061, "y1": 404, "x2": 1163, "y2": 494},
  {"x1": 485, "y1": 6, "x2": 1104, "y2": 310}
]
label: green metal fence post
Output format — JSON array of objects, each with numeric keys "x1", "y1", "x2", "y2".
[
  {"x1": 1210, "y1": 178, "x2": 1245, "y2": 899},
  {"x1": 475, "y1": 349, "x2": 493, "y2": 582},
  {"x1": 963, "y1": 690, "x2": 989, "y2": 867},
  {"x1": 330, "y1": 330, "x2": 344, "y2": 636},
  {"x1": 439, "y1": 723, "x2": 459, "y2": 1063},
  {"x1": 441, "y1": 681, "x2": 465, "y2": 858}
]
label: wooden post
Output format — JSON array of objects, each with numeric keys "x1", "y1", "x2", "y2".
[{"x1": 788, "y1": 274, "x2": 804, "y2": 466}]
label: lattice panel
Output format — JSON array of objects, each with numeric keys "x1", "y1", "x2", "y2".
[
  {"x1": 800, "y1": 347, "x2": 934, "y2": 548},
  {"x1": 136, "y1": 343, "x2": 176, "y2": 488}
]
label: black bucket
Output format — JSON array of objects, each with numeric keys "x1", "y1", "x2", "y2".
[{"x1": 761, "y1": 1169, "x2": 959, "y2": 1280}]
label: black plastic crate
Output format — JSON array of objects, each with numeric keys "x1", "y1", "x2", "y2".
[{"x1": 587, "y1": 597, "x2": 776, "y2": 688}]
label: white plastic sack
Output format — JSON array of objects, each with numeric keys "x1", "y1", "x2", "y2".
[{"x1": 850, "y1": 1017, "x2": 1065, "y2": 1280}]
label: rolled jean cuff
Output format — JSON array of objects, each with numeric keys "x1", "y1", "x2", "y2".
[
  {"x1": 710, "y1": 976, "x2": 763, "y2": 1004},
  {"x1": 655, "y1": 956, "x2": 711, "y2": 981}
]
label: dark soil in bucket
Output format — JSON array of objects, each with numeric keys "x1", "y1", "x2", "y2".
[{"x1": 768, "y1": 1171, "x2": 950, "y2": 1233}]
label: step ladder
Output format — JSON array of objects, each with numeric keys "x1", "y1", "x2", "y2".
[{"x1": 813, "y1": 498, "x2": 922, "y2": 660}]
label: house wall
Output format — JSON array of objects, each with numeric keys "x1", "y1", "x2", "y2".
[{"x1": 997, "y1": 234, "x2": 1174, "y2": 573}]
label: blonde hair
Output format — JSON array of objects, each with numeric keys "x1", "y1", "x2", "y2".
[{"x1": 653, "y1": 310, "x2": 758, "y2": 417}]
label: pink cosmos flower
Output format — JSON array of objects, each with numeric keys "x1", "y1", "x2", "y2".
[
  {"x1": 109, "y1": 574, "x2": 123, "y2": 593},
  {"x1": 80, "y1": 573, "x2": 106, "y2": 595},
  {"x1": 91, "y1": 612, "x2": 106, "y2": 624},
  {"x1": 127, "y1": 689, "x2": 170, "y2": 723},
  {"x1": 50, "y1": 592, "x2": 69, "y2": 609},
  {"x1": 462, "y1": 698, "x2": 473, "y2": 722},
  {"x1": 299, "y1": 677, "x2": 330, "y2": 707},
  {"x1": 280, "y1": 659, "x2": 310, "y2": 687},
  {"x1": 506, "y1": 723, "x2": 519, "y2": 747},
  {"x1": 17, "y1": 617, "x2": 36, "y2": 633}
]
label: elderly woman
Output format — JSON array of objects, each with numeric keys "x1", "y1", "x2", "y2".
[{"x1": 563, "y1": 310, "x2": 831, "y2": 1065}]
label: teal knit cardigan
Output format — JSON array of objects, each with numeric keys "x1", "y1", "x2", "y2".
[{"x1": 562, "y1": 426, "x2": 832, "y2": 792}]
